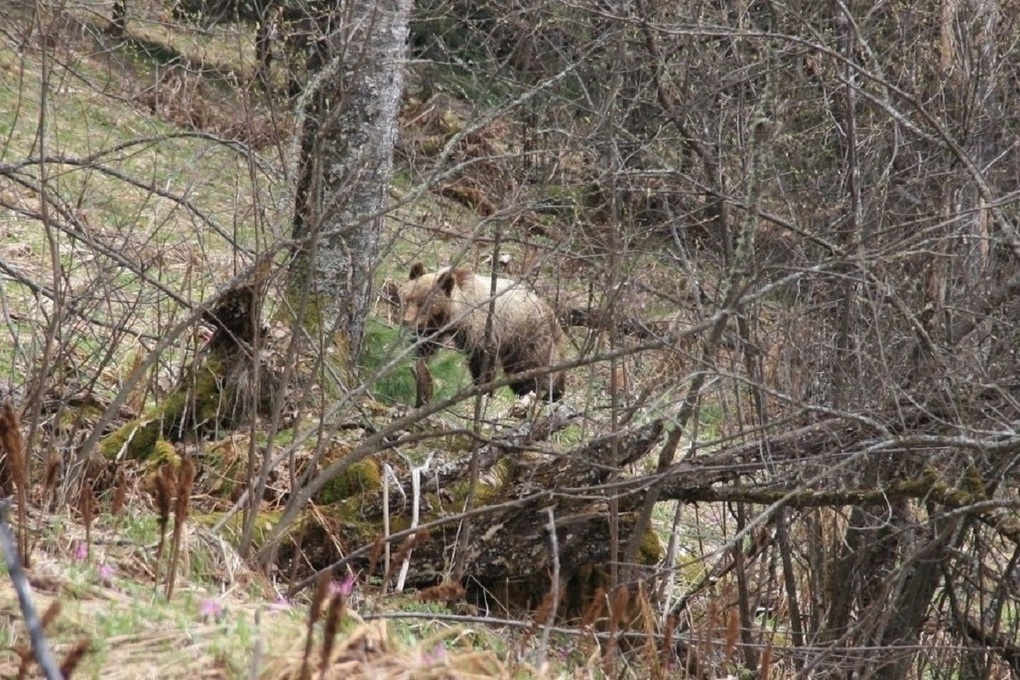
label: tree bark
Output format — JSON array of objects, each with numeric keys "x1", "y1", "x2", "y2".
[{"x1": 290, "y1": 0, "x2": 412, "y2": 363}]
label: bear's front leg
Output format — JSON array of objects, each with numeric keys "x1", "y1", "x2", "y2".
[
  {"x1": 412, "y1": 334, "x2": 443, "y2": 360},
  {"x1": 468, "y1": 350, "x2": 498, "y2": 393},
  {"x1": 413, "y1": 357, "x2": 433, "y2": 407}
]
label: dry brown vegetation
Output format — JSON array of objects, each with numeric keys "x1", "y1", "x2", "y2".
[{"x1": 2, "y1": 0, "x2": 1020, "y2": 678}]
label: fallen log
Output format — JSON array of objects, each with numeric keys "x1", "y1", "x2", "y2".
[{"x1": 283, "y1": 410, "x2": 666, "y2": 613}]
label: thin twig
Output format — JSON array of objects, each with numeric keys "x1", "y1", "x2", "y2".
[
  {"x1": 536, "y1": 506, "x2": 560, "y2": 669},
  {"x1": 0, "y1": 501, "x2": 62, "y2": 680}
]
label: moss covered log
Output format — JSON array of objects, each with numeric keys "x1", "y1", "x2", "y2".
[
  {"x1": 100, "y1": 280, "x2": 278, "y2": 462},
  {"x1": 277, "y1": 415, "x2": 666, "y2": 616}
]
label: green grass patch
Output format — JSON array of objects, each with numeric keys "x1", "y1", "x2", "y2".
[{"x1": 360, "y1": 317, "x2": 472, "y2": 406}]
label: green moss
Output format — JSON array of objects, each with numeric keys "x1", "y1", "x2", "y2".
[
  {"x1": 99, "y1": 356, "x2": 237, "y2": 461},
  {"x1": 550, "y1": 422, "x2": 587, "y2": 447},
  {"x1": 55, "y1": 401, "x2": 105, "y2": 434},
  {"x1": 163, "y1": 356, "x2": 234, "y2": 430},
  {"x1": 316, "y1": 459, "x2": 382, "y2": 505},
  {"x1": 959, "y1": 464, "x2": 989, "y2": 500},
  {"x1": 539, "y1": 183, "x2": 587, "y2": 222},
  {"x1": 449, "y1": 458, "x2": 514, "y2": 507},
  {"x1": 280, "y1": 283, "x2": 357, "y2": 386},
  {"x1": 491, "y1": 457, "x2": 517, "y2": 487},
  {"x1": 638, "y1": 526, "x2": 663, "y2": 564},
  {"x1": 100, "y1": 418, "x2": 161, "y2": 461},
  {"x1": 152, "y1": 439, "x2": 180, "y2": 468},
  {"x1": 442, "y1": 429, "x2": 477, "y2": 454},
  {"x1": 197, "y1": 509, "x2": 283, "y2": 550}
]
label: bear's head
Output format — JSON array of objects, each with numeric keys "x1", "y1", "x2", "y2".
[{"x1": 387, "y1": 263, "x2": 461, "y2": 338}]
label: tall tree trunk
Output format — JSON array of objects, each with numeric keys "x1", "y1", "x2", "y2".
[{"x1": 290, "y1": 0, "x2": 412, "y2": 366}]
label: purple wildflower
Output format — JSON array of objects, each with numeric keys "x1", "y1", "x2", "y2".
[
  {"x1": 422, "y1": 644, "x2": 446, "y2": 665},
  {"x1": 72, "y1": 541, "x2": 87, "y2": 562},
  {"x1": 268, "y1": 596, "x2": 291, "y2": 611},
  {"x1": 199, "y1": 598, "x2": 224, "y2": 620},
  {"x1": 97, "y1": 563, "x2": 115, "y2": 585},
  {"x1": 330, "y1": 573, "x2": 356, "y2": 598}
]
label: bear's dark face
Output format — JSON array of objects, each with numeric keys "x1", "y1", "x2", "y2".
[{"x1": 394, "y1": 264, "x2": 459, "y2": 340}]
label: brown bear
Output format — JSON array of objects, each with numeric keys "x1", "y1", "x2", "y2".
[{"x1": 388, "y1": 263, "x2": 566, "y2": 402}]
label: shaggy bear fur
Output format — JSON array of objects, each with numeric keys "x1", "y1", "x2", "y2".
[{"x1": 390, "y1": 263, "x2": 566, "y2": 401}]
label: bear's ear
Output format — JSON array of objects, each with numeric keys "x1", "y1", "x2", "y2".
[
  {"x1": 382, "y1": 280, "x2": 400, "y2": 305},
  {"x1": 409, "y1": 262, "x2": 425, "y2": 280},
  {"x1": 437, "y1": 270, "x2": 456, "y2": 296}
]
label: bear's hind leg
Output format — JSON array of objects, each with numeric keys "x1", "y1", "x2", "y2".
[
  {"x1": 509, "y1": 373, "x2": 563, "y2": 401},
  {"x1": 547, "y1": 370, "x2": 565, "y2": 402},
  {"x1": 501, "y1": 349, "x2": 534, "y2": 397},
  {"x1": 504, "y1": 352, "x2": 562, "y2": 402}
]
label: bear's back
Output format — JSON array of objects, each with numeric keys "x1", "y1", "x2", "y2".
[{"x1": 450, "y1": 274, "x2": 561, "y2": 347}]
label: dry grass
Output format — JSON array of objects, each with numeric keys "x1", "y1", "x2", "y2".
[
  {"x1": 0, "y1": 500, "x2": 539, "y2": 679},
  {"x1": 0, "y1": 516, "x2": 298, "y2": 678}
]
